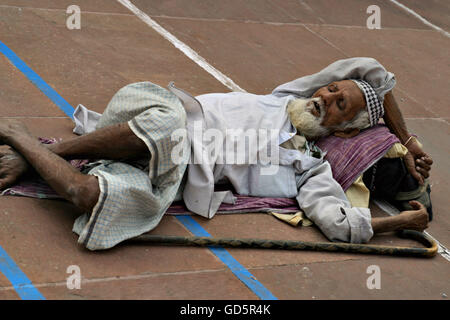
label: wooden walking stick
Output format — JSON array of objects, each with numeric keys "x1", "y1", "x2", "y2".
[{"x1": 131, "y1": 229, "x2": 438, "y2": 257}]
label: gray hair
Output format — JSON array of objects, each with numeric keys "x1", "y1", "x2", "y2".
[{"x1": 336, "y1": 109, "x2": 371, "y2": 131}]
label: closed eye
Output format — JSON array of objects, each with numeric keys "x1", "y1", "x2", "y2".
[{"x1": 328, "y1": 84, "x2": 338, "y2": 92}]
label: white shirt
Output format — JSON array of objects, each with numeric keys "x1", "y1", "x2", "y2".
[{"x1": 171, "y1": 89, "x2": 372, "y2": 243}]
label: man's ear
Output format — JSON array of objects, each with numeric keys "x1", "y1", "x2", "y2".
[{"x1": 333, "y1": 128, "x2": 360, "y2": 138}]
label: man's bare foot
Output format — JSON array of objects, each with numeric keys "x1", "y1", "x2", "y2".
[
  {"x1": 0, "y1": 119, "x2": 31, "y2": 145},
  {"x1": 398, "y1": 200, "x2": 429, "y2": 232},
  {"x1": 0, "y1": 120, "x2": 32, "y2": 190},
  {"x1": 0, "y1": 145, "x2": 29, "y2": 190}
]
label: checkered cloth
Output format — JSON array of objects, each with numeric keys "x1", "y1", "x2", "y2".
[
  {"x1": 351, "y1": 79, "x2": 384, "y2": 127},
  {"x1": 72, "y1": 82, "x2": 190, "y2": 250}
]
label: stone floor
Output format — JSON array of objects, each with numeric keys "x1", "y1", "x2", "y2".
[{"x1": 0, "y1": 0, "x2": 448, "y2": 300}]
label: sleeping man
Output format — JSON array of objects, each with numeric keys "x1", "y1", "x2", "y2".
[{"x1": 0, "y1": 57, "x2": 432, "y2": 250}]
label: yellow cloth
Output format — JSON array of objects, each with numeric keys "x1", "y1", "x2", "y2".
[
  {"x1": 383, "y1": 142, "x2": 408, "y2": 158},
  {"x1": 345, "y1": 175, "x2": 370, "y2": 208},
  {"x1": 270, "y1": 211, "x2": 313, "y2": 227}
]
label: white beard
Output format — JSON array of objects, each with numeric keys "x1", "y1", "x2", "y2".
[{"x1": 287, "y1": 97, "x2": 330, "y2": 140}]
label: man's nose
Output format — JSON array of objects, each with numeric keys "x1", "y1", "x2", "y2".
[{"x1": 320, "y1": 91, "x2": 337, "y2": 107}]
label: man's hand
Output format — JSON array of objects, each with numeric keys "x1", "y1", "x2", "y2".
[
  {"x1": 403, "y1": 138, "x2": 433, "y2": 185},
  {"x1": 398, "y1": 200, "x2": 429, "y2": 232},
  {"x1": 0, "y1": 145, "x2": 29, "y2": 190},
  {"x1": 372, "y1": 200, "x2": 429, "y2": 234}
]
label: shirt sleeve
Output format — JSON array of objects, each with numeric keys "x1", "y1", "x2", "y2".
[
  {"x1": 272, "y1": 57, "x2": 396, "y2": 104},
  {"x1": 296, "y1": 161, "x2": 374, "y2": 244}
]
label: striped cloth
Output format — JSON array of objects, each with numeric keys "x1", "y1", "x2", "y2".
[
  {"x1": 167, "y1": 196, "x2": 299, "y2": 215},
  {"x1": 316, "y1": 124, "x2": 400, "y2": 191},
  {"x1": 72, "y1": 82, "x2": 190, "y2": 250}
]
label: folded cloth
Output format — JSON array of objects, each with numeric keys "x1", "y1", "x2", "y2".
[
  {"x1": 72, "y1": 104, "x2": 102, "y2": 135},
  {"x1": 316, "y1": 124, "x2": 399, "y2": 191},
  {"x1": 167, "y1": 196, "x2": 299, "y2": 215}
]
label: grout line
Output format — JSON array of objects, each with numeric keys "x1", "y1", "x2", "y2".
[
  {"x1": 0, "y1": 268, "x2": 228, "y2": 292},
  {"x1": 301, "y1": 24, "x2": 350, "y2": 57},
  {"x1": 3, "y1": 2, "x2": 448, "y2": 36},
  {"x1": 388, "y1": 0, "x2": 450, "y2": 38},
  {"x1": 392, "y1": 87, "x2": 447, "y2": 123},
  {"x1": 116, "y1": 0, "x2": 246, "y2": 93},
  {"x1": 404, "y1": 117, "x2": 449, "y2": 122},
  {"x1": 0, "y1": 4, "x2": 134, "y2": 16},
  {"x1": 153, "y1": 15, "x2": 437, "y2": 33},
  {"x1": 0, "y1": 4, "x2": 440, "y2": 33}
]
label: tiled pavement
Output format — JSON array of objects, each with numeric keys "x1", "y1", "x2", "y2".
[{"x1": 0, "y1": 0, "x2": 448, "y2": 300}]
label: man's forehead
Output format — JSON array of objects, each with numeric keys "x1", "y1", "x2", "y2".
[{"x1": 333, "y1": 80, "x2": 365, "y2": 105}]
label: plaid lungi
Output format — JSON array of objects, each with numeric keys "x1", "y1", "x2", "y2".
[{"x1": 73, "y1": 82, "x2": 189, "y2": 250}]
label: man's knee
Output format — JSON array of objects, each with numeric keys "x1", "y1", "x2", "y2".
[{"x1": 68, "y1": 175, "x2": 100, "y2": 213}]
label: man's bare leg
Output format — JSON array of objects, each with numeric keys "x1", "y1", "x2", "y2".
[
  {"x1": 0, "y1": 119, "x2": 150, "y2": 213},
  {"x1": 0, "y1": 120, "x2": 100, "y2": 212}
]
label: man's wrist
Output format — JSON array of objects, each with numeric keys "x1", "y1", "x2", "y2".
[
  {"x1": 402, "y1": 134, "x2": 421, "y2": 150},
  {"x1": 403, "y1": 135, "x2": 415, "y2": 147},
  {"x1": 396, "y1": 131, "x2": 411, "y2": 144}
]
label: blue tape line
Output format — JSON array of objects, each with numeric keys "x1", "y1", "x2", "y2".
[
  {"x1": 0, "y1": 40, "x2": 74, "y2": 118},
  {"x1": 0, "y1": 40, "x2": 68, "y2": 300},
  {"x1": 0, "y1": 245, "x2": 45, "y2": 300},
  {"x1": 176, "y1": 216, "x2": 278, "y2": 300}
]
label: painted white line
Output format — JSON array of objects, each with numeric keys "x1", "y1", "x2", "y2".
[
  {"x1": 116, "y1": 0, "x2": 246, "y2": 93},
  {"x1": 389, "y1": 0, "x2": 450, "y2": 38},
  {"x1": 374, "y1": 199, "x2": 450, "y2": 262}
]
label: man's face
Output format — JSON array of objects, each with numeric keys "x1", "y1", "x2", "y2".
[
  {"x1": 311, "y1": 80, "x2": 366, "y2": 129},
  {"x1": 287, "y1": 97, "x2": 331, "y2": 140}
]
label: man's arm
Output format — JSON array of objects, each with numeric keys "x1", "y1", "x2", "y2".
[
  {"x1": 383, "y1": 91, "x2": 433, "y2": 185},
  {"x1": 296, "y1": 161, "x2": 374, "y2": 243},
  {"x1": 296, "y1": 162, "x2": 428, "y2": 244},
  {"x1": 371, "y1": 201, "x2": 428, "y2": 233}
]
